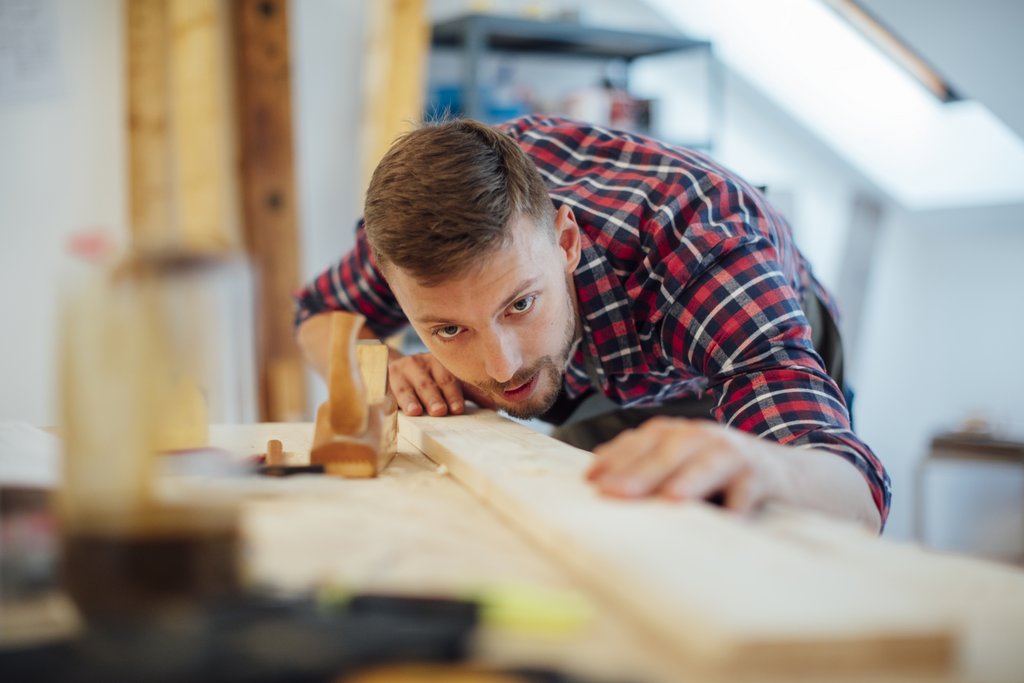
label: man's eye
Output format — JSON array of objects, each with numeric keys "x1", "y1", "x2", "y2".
[
  {"x1": 434, "y1": 325, "x2": 462, "y2": 339},
  {"x1": 510, "y1": 295, "x2": 536, "y2": 314}
]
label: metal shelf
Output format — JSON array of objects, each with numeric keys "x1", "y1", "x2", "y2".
[
  {"x1": 431, "y1": 13, "x2": 709, "y2": 61},
  {"x1": 430, "y1": 13, "x2": 719, "y2": 146}
]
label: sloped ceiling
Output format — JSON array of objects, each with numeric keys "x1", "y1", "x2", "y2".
[
  {"x1": 857, "y1": 0, "x2": 1024, "y2": 140},
  {"x1": 645, "y1": 0, "x2": 1024, "y2": 210}
]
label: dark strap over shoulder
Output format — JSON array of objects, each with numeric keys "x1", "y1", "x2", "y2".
[
  {"x1": 802, "y1": 288, "x2": 846, "y2": 394},
  {"x1": 540, "y1": 291, "x2": 848, "y2": 428}
]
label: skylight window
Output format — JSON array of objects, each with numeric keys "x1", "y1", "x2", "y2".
[{"x1": 645, "y1": 0, "x2": 1024, "y2": 209}]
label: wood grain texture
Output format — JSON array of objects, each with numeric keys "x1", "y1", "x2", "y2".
[
  {"x1": 126, "y1": 0, "x2": 173, "y2": 246},
  {"x1": 214, "y1": 422, "x2": 685, "y2": 682},
  {"x1": 169, "y1": 0, "x2": 241, "y2": 251},
  {"x1": 360, "y1": 0, "x2": 429, "y2": 191},
  {"x1": 310, "y1": 314, "x2": 396, "y2": 478},
  {"x1": 400, "y1": 410, "x2": 957, "y2": 677},
  {"x1": 325, "y1": 313, "x2": 367, "y2": 436},
  {"x1": 357, "y1": 341, "x2": 390, "y2": 404},
  {"x1": 232, "y1": 0, "x2": 306, "y2": 421},
  {"x1": 125, "y1": 0, "x2": 241, "y2": 251}
]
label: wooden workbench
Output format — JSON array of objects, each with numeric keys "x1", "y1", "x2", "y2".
[
  {"x1": 3, "y1": 416, "x2": 1024, "y2": 682},
  {"x1": 205, "y1": 416, "x2": 1024, "y2": 683},
  {"x1": 207, "y1": 421, "x2": 683, "y2": 682}
]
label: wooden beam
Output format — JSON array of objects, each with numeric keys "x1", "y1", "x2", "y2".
[
  {"x1": 168, "y1": 0, "x2": 241, "y2": 251},
  {"x1": 125, "y1": 0, "x2": 241, "y2": 251},
  {"x1": 399, "y1": 410, "x2": 955, "y2": 677},
  {"x1": 125, "y1": 0, "x2": 173, "y2": 245},
  {"x1": 127, "y1": 0, "x2": 304, "y2": 422},
  {"x1": 231, "y1": 0, "x2": 306, "y2": 421},
  {"x1": 360, "y1": 0, "x2": 429, "y2": 191}
]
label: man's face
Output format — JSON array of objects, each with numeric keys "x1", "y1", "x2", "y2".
[{"x1": 386, "y1": 208, "x2": 582, "y2": 420}]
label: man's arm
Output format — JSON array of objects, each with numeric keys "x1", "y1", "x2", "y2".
[
  {"x1": 587, "y1": 418, "x2": 882, "y2": 532},
  {"x1": 584, "y1": 226, "x2": 889, "y2": 530}
]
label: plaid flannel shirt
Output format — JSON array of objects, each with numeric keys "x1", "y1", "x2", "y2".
[{"x1": 294, "y1": 115, "x2": 891, "y2": 523}]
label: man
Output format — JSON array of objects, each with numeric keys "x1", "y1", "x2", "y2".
[{"x1": 295, "y1": 115, "x2": 890, "y2": 531}]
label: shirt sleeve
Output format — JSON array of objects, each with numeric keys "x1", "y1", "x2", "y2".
[
  {"x1": 292, "y1": 220, "x2": 408, "y2": 338},
  {"x1": 660, "y1": 231, "x2": 892, "y2": 525}
]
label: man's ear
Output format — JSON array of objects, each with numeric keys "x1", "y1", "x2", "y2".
[{"x1": 554, "y1": 205, "x2": 582, "y2": 272}]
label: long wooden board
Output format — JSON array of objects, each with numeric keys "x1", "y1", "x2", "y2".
[{"x1": 399, "y1": 410, "x2": 955, "y2": 677}]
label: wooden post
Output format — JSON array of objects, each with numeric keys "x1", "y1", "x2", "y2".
[
  {"x1": 126, "y1": 0, "x2": 241, "y2": 252},
  {"x1": 232, "y1": 0, "x2": 306, "y2": 421},
  {"x1": 126, "y1": 0, "x2": 173, "y2": 247},
  {"x1": 126, "y1": 0, "x2": 306, "y2": 421},
  {"x1": 361, "y1": 0, "x2": 429, "y2": 191}
]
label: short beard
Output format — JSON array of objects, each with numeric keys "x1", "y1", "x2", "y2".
[{"x1": 480, "y1": 356, "x2": 565, "y2": 420}]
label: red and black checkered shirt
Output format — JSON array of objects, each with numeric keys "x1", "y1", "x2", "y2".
[{"x1": 294, "y1": 115, "x2": 891, "y2": 523}]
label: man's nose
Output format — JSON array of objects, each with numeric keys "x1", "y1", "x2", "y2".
[{"x1": 481, "y1": 329, "x2": 522, "y2": 384}]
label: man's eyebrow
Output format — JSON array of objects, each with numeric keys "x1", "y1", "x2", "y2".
[
  {"x1": 495, "y1": 277, "x2": 541, "y2": 313},
  {"x1": 415, "y1": 277, "x2": 541, "y2": 325}
]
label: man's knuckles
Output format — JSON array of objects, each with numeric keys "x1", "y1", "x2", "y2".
[{"x1": 413, "y1": 376, "x2": 439, "y2": 392}]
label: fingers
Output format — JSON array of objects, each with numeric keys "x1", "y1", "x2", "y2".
[
  {"x1": 587, "y1": 418, "x2": 767, "y2": 512},
  {"x1": 723, "y1": 467, "x2": 766, "y2": 515},
  {"x1": 430, "y1": 362, "x2": 465, "y2": 415},
  {"x1": 591, "y1": 419, "x2": 705, "y2": 497},
  {"x1": 587, "y1": 423, "x2": 666, "y2": 481},
  {"x1": 388, "y1": 354, "x2": 464, "y2": 416},
  {"x1": 660, "y1": 449, "x2": 747, "y2": 502}
]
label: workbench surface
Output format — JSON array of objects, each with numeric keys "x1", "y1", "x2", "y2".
[{"x1": 4, "y1": 418, "x2": 1024, "y2": 682}]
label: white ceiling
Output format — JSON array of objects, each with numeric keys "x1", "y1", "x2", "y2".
[
  {"x1": 646, "y1": 0, "x2": 1024, "y2": 210},
  {"x1": 857, "y1": 0, "x2": 1024, "y2": 140}
]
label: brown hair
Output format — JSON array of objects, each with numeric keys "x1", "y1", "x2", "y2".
[{"x1": 363, "y1": 118, "x2": 555, "y2": 286}]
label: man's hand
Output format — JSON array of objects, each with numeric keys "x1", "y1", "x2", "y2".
[
  {"x1": 389, "y1": 352, "x2": 496, "y2": 416},
  {"x1": 586, "y1": 417, "x2": 882, "y2": 531}
]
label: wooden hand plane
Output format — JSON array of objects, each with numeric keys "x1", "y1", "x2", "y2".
[{"x1": 310, "y1": 312, "x2": 397, "y2": 477}]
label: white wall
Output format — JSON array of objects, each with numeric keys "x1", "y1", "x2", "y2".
[
  {"x1": 856, "y1": 203, "x2": 1024, "y2": 553},
  {"x1": 290, "y1": 0, "x2": 367, "y2": 283},
  {"x1": 0, "y1": 0, "x2": 126, "y2": 425}
]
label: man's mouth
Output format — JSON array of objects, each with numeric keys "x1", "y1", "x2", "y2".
[{"x1": 500, "y1": 374, "x2": 539, "y2": 403}]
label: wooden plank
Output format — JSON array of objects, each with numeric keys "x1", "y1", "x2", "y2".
[
  {"x1": 126, "y1": 0, "x2": 173, "y2": 247},
  {"x1": 168, "y1": 0, "x2": 241, "y2": 251},
  {"x1": 232, "y1": 0, "x2": 306, "y2": 421},
  {"x1": 759, "y1": 507, "x2": 1024, "y2": 682},
  {"x1": 399, "y1": 410, "x2": 955, "y2": 677},
  {"x1": 125, "y1": 0, "x2": 240, "y2": 251},
  {"x1": 203, "y1": 422, "x2": 686, "y2": 682}
]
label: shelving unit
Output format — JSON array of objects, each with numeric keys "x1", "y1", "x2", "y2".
[{"x1": 430, "y1": 13, "x2": 720, "y2": 149}]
